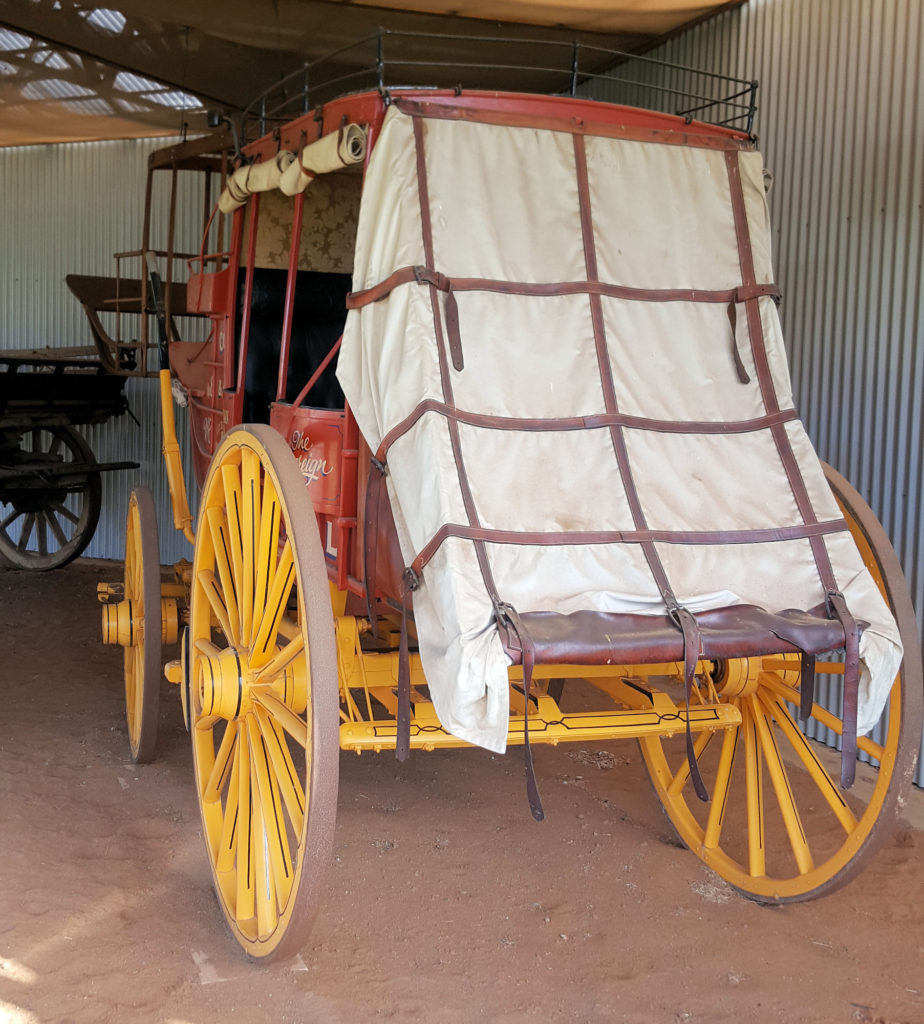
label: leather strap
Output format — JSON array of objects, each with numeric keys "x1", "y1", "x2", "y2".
[
  {"x1": 362, "y1": 455, "x2": 387, "y2": 635},
  {"x1": 827, "y1": 590, "x2": 860, "y2": 788},
  {"x1": 373, "y1": 402, "x2": 800, "y2": 466},
  {"x1": 726, "y1": 300, "x2": 751, "y2": 383},
  {"x1": 346, "y1": 265, "x2": 450, "y2": 308},
  {"x1": 445, "y1": 285, "x2": 463, "y2": 371},
  {"x1": 725, "y1": 149, "x2": 862, "y2": 788},
  {"x1": 410, "y1": 117, "x2": 503, "y2": 606},
  {"x1": 799, "y1": 653, "x2": 816, "y2": 721},
  {"x1": 395, "y1": 568, "x2": 418, "y2": 763},
  {"x1": 494, "y1": 600, "x2": 545, "y2": 822},
  {"x1": 408, "y1": 520, "x2": 848, "y2": 577},
  {"x1": 346, "y1": 263, "x2": 780, "y2": 311},
  {"x1": 669, "y1": 603, "x2": 710, "y2": 802}
]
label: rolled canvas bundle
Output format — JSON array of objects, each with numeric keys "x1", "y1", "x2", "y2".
[
  {"x1": 217, "y1": 126, "x2": 367, "y2": 215},
  {"x1": 218, "y1": 150, "x2": 297, "y2": 214},
  {"x1": 279, "y1": 124, "x2": 367, "y2": 196}
]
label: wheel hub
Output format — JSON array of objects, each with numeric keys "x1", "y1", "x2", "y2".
[
  {"x1": 715, "y1": 652, "x2": 803, "y2": 697},
  {"x1": 715, "y1": 657, "x2": 762, "y2": 697},
  {"x1": 198, "y1": 647, "x2": 253, "y2": 720},
  {"x1": 197, "y1": 645, "x2": 307, "y2": 721},
  {"x1": 101, "y1": 599, "x2": 140, "y2": 647}
]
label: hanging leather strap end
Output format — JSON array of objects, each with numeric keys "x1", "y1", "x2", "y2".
[
  {"x1": 445, "y1": 286, "x2": 464, "y2": 372},
  {"x1": 798, "y1": 652, "x2": 816, "y2": 722},
  {"x1": 493, "y1": 600, "x2": 544, "y2": 822},
  {"x1": 726, "y1": 299, "x2": 751, "y2": 384},
  {"x1": 826, "y1": 589, "x2": 860, "y2": 789},
  {"x1": 667, "y1": 602, "x2": 710, "y2": 803},
  {"x1": 521, "y1": 640, "x2": 545, "y2": 823},
  {"x1": 395, "y1": 568, "x2": 420, "y2": 764},
  {"x1": 362, "y1": 455, "x2": 388, "y2": 636}
]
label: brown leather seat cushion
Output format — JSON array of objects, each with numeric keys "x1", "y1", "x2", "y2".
[{"x1": 502, "y1": 604, "x2": 858, "y2": 666}]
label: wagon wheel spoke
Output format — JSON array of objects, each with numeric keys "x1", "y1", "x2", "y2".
[
  {"x1": 221, "y1": 464, "x2": 246, "y2": 635},
  {"x1": 252, "y1": 475, "x2": 281, "y2": 646},
  {"x1": 215, "y1": 730, "x2": 242, "y2": 872},
  {"x1": 35, "y1": 513, "x2": 49, "y2": 557},
  {"x1": 740, "y1": 698, "x2": 765, "y2": 878},
  {"x1": 247, "y1": 715, "x2": 294, "y2": 921},
  {"x1": 757, "y1": 689, "x2": 857, "y2": 835},
  {"x1": 234, "y1": 731, "x2": 255, "y2": 923},
  {"x1": 666, "y1": 727, "x2": 715, "y2": 798},
  {"x1": 251, "y1": 541, "x2": 295, "y2": 668},
  {"x1": 49, "y1": 500, "x2": 81, "y2": 526},
  {"x1": 17, "y1": 512, "x2": 35, "y2": 551},
  {"x1": 0, "y1": 506, "x2": 22, "y2": 533},
  {"x1": 748, "y1": 694, "x2": 813, "y2": 875},
  {"x1": 189, "y1": 426, "x2": 338, "y2": 962},
  {"x1": 702, "y1": 722, "x2": 738, "y2": 850},
  {"x1": 240, "y1": 448, "x2": 260, "y2": 644},
  {"x1": 760, "y1": 674, "x2": 886, "y2": 763},
  {"x1": 206, "y1": 507, "x2": 241, "y2": 646},
  {"x1": 254, "y1": 704, "x2": 305, "y2": 835},
  {"x1": 252, "y1": 689, "x2": 308, "y2": 748},
  {"x1": 255, "y1": 632, "x2": 306, "y2": 685},
  {"x1": 45, "y1": 507, "x2": 68, "y2": 547},
  {"x1": 638, "y1": 464, "x2": 922, "y2": 902},
  {"x1": 197, "y1": 569, "x2": 237, "y2": 646},
  {"x1": 203, "y1": 720, "x2": 239, "y2": 805}
]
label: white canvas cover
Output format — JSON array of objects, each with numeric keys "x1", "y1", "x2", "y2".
[{"x1": 338, "y1": 103, "x2": 902, "y2": 753}]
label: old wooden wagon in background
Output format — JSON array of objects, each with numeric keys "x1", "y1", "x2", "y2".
[
  {"x1": 0, "y1": 275, "x2": 157, "y2": 569},
  {"x1": 96, "y1": 32, "x2": 923, "y2": 962}
]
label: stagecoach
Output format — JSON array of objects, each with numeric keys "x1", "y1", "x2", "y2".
[{"x1": 98, "y1": 33, "x2": 923, "y2": 962}]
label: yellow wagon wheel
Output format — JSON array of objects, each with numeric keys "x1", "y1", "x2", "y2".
[
  {"x1": 124, "y1": 486, "x2": 162, "y2": 763},
  {"x1": 639, "y1": 464, "x2": 923, "y2": 902},
  {"x1": 189, "y1": 425, "x2": 339, "y2": 962}
]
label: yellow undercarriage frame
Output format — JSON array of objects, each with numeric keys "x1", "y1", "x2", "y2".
[
  {"x1": 336, "y1": 610, "x2": 742, "y2": 753},
  {"x1": 159, "y1": 368, "x2": 195, "y2": 545},
  {"x1": 332, "y1": 561, "x2": 916, "y2": 907}
]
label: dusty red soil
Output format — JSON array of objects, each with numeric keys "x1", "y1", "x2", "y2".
[{"x1": 1, "y1": 561, "x2": 922, "y2": 1024}]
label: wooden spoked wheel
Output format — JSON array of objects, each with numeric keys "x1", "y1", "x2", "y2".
[
  {"x1": 639, "y1": 464, "x2": 923, "y2": 902},
  {"x1": 0, "y1": 424, "x2": 101, "y2": 570},
  {"x1": 124, "y1": 486, "x2": 162, "y2": 764},
  {"x1": 189, "y1": 425, "x2": 339, "y2": 962}
]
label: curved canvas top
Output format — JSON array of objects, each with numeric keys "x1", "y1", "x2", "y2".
[{"x1": 338, "y1": 100, "x2": 901, "y2": 753}]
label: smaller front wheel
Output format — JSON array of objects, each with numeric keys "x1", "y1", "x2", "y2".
[{"x1": 123, "y1": 487, "x2": 162, "y2": 763}]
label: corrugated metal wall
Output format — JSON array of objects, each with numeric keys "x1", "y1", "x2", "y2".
[
  {"x1": 586, "y1": 0, "x2": 924, "y2": 784},
  {"x1": 0, "y1": 136, "x2": 199, "y2": 564}
]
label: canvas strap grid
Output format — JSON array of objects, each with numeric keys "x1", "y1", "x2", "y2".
[{"x1": 352, "y1": 105, "x2": 862, "y2": 805}]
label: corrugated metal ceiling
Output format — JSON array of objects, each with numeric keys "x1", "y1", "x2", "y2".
[{"x1": 0, "y1": 0, "x2": 745, "y2": 146}]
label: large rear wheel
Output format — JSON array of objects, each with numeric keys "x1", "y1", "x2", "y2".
[
  {"x1": 639, "y1": 464, "x2": 922, "y2": 902},
  {"x1": 189, "y1": 425, "x2": 339, "y2": 962}
]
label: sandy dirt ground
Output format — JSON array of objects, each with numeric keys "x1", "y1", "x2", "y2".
[{"x1": 1, "y1": 561, "x2": 922, "y2": 1024}]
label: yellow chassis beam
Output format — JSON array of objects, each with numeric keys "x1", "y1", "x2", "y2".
[
  {"x1": 340, "y1": 697, "x2": 740, "y2": 753},
  {"x1": 336, "y1": 616, "x2": 740, "y2": 753}
]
